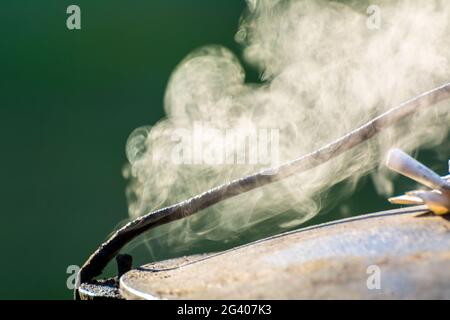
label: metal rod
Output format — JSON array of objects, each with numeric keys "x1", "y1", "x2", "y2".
[
  {"x1": 76, "y1": 82, "x2": 450, "y2": 292},
  {"x1": 386, "y1": 149, "x2": 450, "y2": 192},
  {"x1": 407, "y1": 190, "x2": 450, "y2": 215}
]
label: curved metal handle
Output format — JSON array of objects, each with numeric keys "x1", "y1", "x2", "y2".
[{"x1": 76, "y1": 82, "x2": 450, "y2": 298}]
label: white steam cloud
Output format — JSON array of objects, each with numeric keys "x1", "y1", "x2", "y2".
[{"x1": 123, "y1": 0, "x2": 450, "y2": 252}]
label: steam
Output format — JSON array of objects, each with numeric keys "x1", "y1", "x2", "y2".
[{"x1": 123, "y1": 0, "x2": 450, "y2": 252}]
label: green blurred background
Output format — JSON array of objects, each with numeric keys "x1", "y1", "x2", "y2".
[{"x1": 0, "y1": 0, "x2": 447, "y2": 299}]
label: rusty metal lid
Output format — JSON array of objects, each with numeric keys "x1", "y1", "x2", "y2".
[{"x1": 118, "y1": 206, "x2": 450, "y2": 299}]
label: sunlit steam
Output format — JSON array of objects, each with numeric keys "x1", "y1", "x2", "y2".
[{"x1": 123, "y1": 0, "x2": 450, "y2": 253}]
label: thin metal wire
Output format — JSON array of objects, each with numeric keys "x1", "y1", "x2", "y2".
[{"x1": 76, "y1": 83, "x2": 450, "y2": 293}]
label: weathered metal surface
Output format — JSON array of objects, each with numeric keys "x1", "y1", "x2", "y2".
[
  {"x1": 119, "y1": 206, "x2": 450, "y2": 300},
  {"x1": 78, "y1": 278, "x2": 122, "y2": 300}
]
